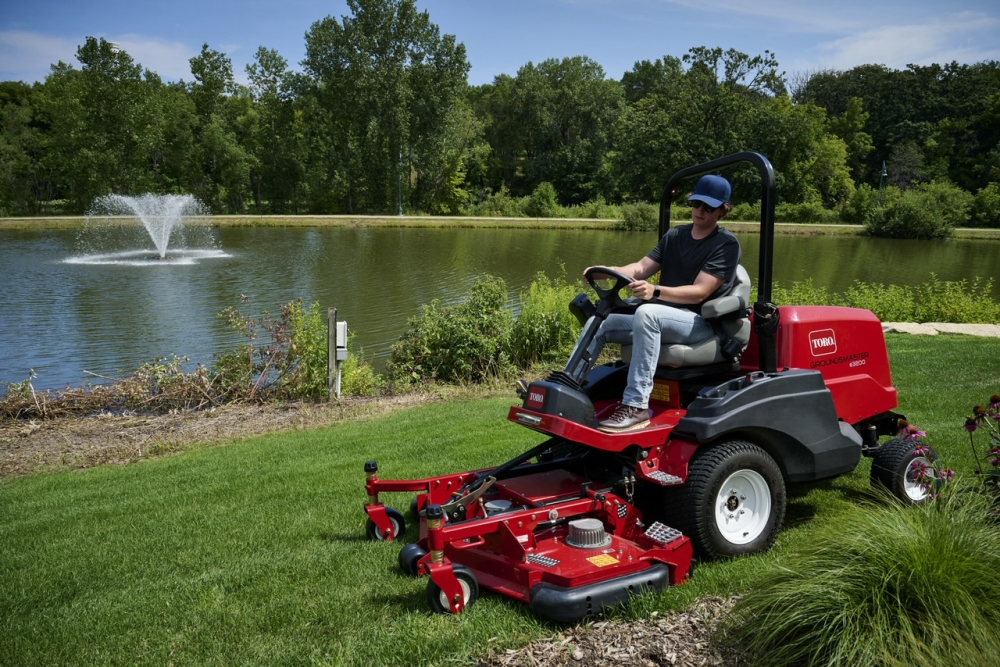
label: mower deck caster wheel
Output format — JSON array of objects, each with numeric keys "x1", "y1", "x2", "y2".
[
  {"x1": 365, "y1": 507, "x2": 406, "y2": 541},
  {"x1": 398, "y1": 543, "x2": 428, "y2": 576},
  {"x1": 427, "y1": 565, "x2": 479, "y2": 614},
  {"x1": 871, "y1": 438, "x2": 938, "y2": 504}
]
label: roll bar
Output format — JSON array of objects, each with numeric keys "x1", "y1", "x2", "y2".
[{"x1": 657, "y1": 152, "x2": 779, "y2": 372}]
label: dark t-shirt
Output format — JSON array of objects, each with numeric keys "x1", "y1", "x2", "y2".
[{"x1": 646, "y1": 224, "x2": 742, "y2": 313}]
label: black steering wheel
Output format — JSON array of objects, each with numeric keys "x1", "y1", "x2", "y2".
[{"x1": 584, "y1": 266, "x2": 636, "y2": 310}]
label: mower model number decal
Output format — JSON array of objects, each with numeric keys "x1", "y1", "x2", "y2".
[
  {"x1": 810, "y1": 350, "x2": 869, "y2": 369},
  {"x1": 587, "y1": 554, "x2": 620, "y2": 567},
  {"x1": 809, "y1": 329, "x2": 837, "y2": 356},
  {"x1": 527, "y1": 388, "x2": 547, "y2": 409}
]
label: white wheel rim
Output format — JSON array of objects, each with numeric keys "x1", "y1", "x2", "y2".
[
  {"x1": 375, "y1": 518, "x2": 399, "y2": 540},
  {"x1": 715, "y1": 470, "x2": 771, "y2": 545},
  {"x1": 438, "y1": 577, "x2": 471, "y2": 611},
  {"x1": 904, "y1": 456, "x2": 932, "y2": 501}
]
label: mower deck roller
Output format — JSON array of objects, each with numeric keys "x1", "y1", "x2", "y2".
[{"x1": 361, "y1": 152, "x2": 919, "y2": 620}]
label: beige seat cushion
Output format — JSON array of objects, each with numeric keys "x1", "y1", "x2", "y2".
[{"x1": 621, "y1": 265, "x2": 752, "y2": 368}]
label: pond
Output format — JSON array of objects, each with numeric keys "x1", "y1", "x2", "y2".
[{"x1": 1, "y1": 225, "x2": 998, "y2": 391}]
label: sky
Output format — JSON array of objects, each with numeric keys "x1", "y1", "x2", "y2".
[{"x1": 2, "y1": 0, "x2": 999, "y2": 87}]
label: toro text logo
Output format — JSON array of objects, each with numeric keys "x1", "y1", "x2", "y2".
[
  {"x1": 809, "y1": 329, "x2": 837, "y2": 356},
  {"x1": 527, "y1": 386, "x2": 547, "y2": 409}
]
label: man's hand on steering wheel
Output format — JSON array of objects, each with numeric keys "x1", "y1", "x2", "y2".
[{"x1": 629, "y1": 279, "x2": 656, "y2": 300}]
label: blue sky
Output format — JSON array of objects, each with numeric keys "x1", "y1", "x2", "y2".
[{"x1": 2, "y1": 0, "x2": 999, "y2": 87}]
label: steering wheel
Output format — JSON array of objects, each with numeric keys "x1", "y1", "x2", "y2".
[{"x1": 584, "y1": 266, "x2": 636, "y2": 310}]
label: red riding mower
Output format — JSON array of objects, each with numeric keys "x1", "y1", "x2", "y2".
[{"x1": 362, "y1": 152, "x2": 927, "y2": 622}]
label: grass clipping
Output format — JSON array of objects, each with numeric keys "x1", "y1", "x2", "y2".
[{"x1": 720, "y1": 491, "x2": 1000, "y2": 666}]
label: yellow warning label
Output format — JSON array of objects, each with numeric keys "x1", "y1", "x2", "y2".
[
  {"x1": 587, "y1": 554, "x2": 620, "y2": 567},
  {"x1": 650, "y1": 380, "x2": 679, "y2": 407},
  {"x1": 650, "y1": 383, "x2": 671, "y2": 402}
]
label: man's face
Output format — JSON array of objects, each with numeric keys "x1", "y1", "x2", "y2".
[{"x1": 691, "y1": 200, "x2": 725, "y2": 225}]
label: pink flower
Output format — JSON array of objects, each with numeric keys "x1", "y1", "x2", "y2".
[
  {"x1": 939, "y1": 469, "x2": 956, "y2": 481},
  {"x1": 964, "y1": 417, "x2": 979, "y2": 433},
  {"x1": 899, "y1": 424, "x2": 926, "y2": 440}
]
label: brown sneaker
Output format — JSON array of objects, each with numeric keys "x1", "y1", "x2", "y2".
[{"x1": 598, "y1": 404, "x2": 651, "y2": 432}]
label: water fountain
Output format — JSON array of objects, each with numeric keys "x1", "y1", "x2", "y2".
[{"x1": 67, "y1": 193, "x2": 229, "y2": 266}]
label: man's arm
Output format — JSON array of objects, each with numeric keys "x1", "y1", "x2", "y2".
[
  {"x1": 629, "y1": 270, "x2": 724, "y2": 303},
  {"x1": 584, "y1": 256, "x2": 661, "y2": 281}
]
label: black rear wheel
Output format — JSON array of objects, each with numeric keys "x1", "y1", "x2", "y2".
[
  {"x1": 870, "y1": 438, "x2": 938, "y2": 504},
  {"x1": 661, "y1": 440, "x2": 786, "y2": 559}
]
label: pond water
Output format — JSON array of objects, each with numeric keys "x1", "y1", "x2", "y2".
[{"x1": 2, "y1": 225, "x2": 998, "y2": 390}]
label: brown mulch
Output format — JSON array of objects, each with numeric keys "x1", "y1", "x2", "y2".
[
  {"x1": 0, "y1": 392, "x2": 442, "y2": 479},
  {"x1": 478, "y1": 596, "x2": 746, "y2": 667}
]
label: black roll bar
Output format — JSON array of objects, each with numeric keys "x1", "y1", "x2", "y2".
[{"x1": 657, "y1": 152, "x2": 779, "y2": 372}]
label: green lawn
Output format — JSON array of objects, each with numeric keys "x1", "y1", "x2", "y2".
[{"x1": 2, "y1": 334, "x2": 998, "y2": 666}]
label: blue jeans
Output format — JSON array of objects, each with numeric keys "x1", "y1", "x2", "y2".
[{"x1": 572, "y1": 303, "x2": 714, "y2": 409}]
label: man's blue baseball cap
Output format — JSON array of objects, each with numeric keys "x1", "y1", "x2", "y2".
[{"x1": 688, "y1": 175, "x2": 731, "y2": 208}]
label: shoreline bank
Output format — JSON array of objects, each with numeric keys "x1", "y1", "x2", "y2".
[{"x1": 2, "y1": 215, "x2": 998, "y2": 239}]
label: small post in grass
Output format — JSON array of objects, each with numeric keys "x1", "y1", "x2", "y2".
[{"x1": 327, "y1": 308, "x2": 348, "y2": 400}]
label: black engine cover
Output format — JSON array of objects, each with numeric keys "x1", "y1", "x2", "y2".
[{"x1": 523, "y1": 380, "x2": 595, "y2": 426}]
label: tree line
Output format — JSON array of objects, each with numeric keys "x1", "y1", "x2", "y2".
[{"x1": 1, "y1": 0, "x2": 998, "y2": 222}]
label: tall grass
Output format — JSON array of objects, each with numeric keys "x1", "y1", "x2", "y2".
[{"x1": 721, "y1": 492, "x2": 1000, "y2": 666}]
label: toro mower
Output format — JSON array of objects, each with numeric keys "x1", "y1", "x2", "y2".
[{"x1": 361, "y1": 152, "x2": 927, "y2": 622}]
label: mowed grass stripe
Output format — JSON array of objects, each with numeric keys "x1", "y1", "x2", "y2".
[{"x1": 2, "y1": 335, "x2": 998, "y2": 665}]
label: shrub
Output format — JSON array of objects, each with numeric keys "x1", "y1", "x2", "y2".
[
  {"x1": 970, "y1": 183, "x2": 1000, "y2": 228},
  {"x1": 755, "y1": 279, "x2": 836, "y2": 307},
  {"x1": 524, "y1": 182, "x2": 561, "y2": 218},
  {"x1": 213, "y1": 298, "x2": 329, "y2": 401},
  {"x1": 465, "y1": 186, "x2": 526, "y2": 217},
  {"x1": 912, "y1": 275, "x2": 1000, "y2": 323},
  {"x1": 617, "y1": 202, "x2": 658, "y2": 231},
  {"x1": 865, "y1": 180, "x2": 973, "y2": 239},
  {"x1": 508, "y1": 271, "x2": 583, "y2": 367},
  {"x1": 569, "y1": 196, "x2": 620, "y2": 219},
  {"x1": 774, "y1": 201, "x2": 840, "y2": 223},
  {"x1": 728, "y1": 200, "x2": 760, "y2": 222},
  {"x1": 840, "y1": 281, "x2": 918, "y2": 322},
  {"x1": 721, "y1": 493, "x2": 1000, "y2": 666},
  {"x1": 386, "y1": 275, "x2": 514, "y2": 385},
  {"x1": 339, "y1": 333, "x2": 385, "y2": 397}
]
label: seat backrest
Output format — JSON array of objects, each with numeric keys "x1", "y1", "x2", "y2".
[{"x1": 620, "y1": 264, "x2": 752, "y2": 370}]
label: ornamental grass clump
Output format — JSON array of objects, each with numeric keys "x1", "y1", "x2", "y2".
[
  {"x1": 722, "y1": 400, "x2": 1000, "y2": 667},
  {"x1": 720, "y1": 492, "x2": 1000, "y2": 666}
]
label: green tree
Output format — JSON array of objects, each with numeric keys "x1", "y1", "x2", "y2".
[
  {"x1": 187, "y1": 44, "x2": 255, "y2": 213},
  {"x1": 302, "y1": 0, "x2": 470, "y2": 214},
  {"x1": 0, "y1": 82, "x2": 48, "y2": 215},
  {"x1": 36, "y1": 38, "x2": 163, "y2": 212},
  {"x1": 246, "y1": 47, "x2": 305, "y2": 212},
  {"x1": 614, "y1": 47, "x2": 785, "y2": 202},
  {"x1": 827, "y1": 97, "x2": 874, "y2": 184}
]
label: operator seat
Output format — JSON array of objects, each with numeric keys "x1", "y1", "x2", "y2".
[{"x1": 621, "y1": 264, "x2": 752, "y2": 371}]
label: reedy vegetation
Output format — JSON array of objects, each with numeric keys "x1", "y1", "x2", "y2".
[
  {"x1": 1, "y1": 0, "x2": 998, "y2": 239},
  {"x1": 3, "y1": 271, "x2": 998, "y2": 420}
]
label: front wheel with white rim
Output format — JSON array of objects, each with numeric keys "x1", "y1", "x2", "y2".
[
  {"x1": 661, "y1": 440, "x2": 786, "y2": 559},
  {"x1": 870, "y1": 438, "x2": 939, "y2": 504},
  {"x1": 426, "y1": 565, "x2": 479, "y2": 614}
]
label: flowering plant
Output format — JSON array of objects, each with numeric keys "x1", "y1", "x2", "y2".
[
  {"x1": 895, "y1": 420, "x2": 955, "y2": 500},
  {"x1": 964, "y1": 394, "x2": 1000, "y2": 485}
]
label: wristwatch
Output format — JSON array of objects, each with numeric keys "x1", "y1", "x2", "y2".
[{"x1": 652, "y1": 286, "x2": 661, "y2": 300}]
